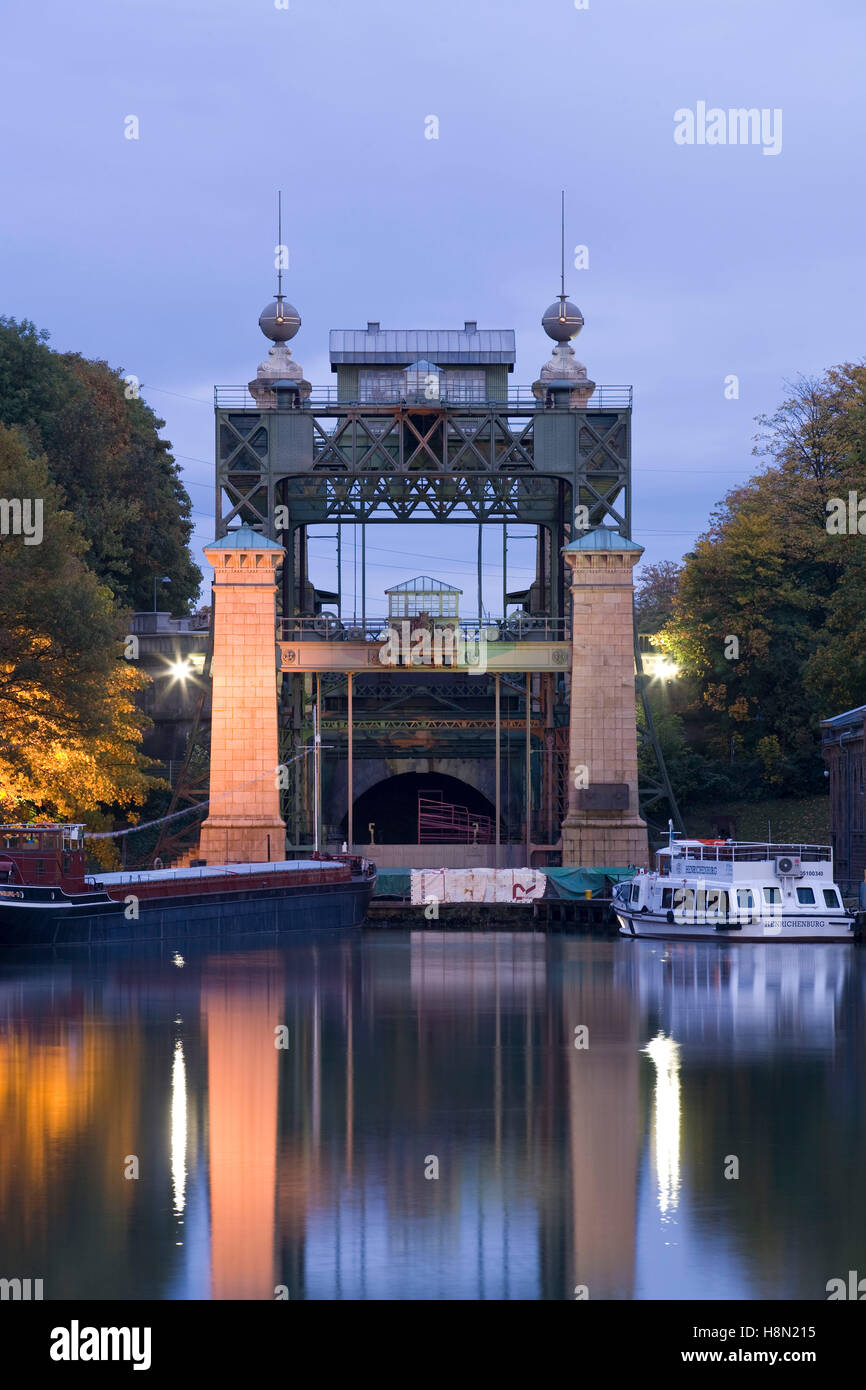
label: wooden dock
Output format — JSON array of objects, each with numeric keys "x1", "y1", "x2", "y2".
[{"x1": 366, "y1": 897, "x2": 616, "y2": 932}]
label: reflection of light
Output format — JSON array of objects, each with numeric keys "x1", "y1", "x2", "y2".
[
  {"x1": 172, "y1": 953, "x2": 185, "y2": 969},
  {"x1": 642, "y1": 1032, "x2": 681, "y2": 1217},
  {"x1": 171, "y1": 1039, "x2": 187, "y2": 1216},
  {"x1": 168, "y1": 659, "x2": 191, "y2": 682}
]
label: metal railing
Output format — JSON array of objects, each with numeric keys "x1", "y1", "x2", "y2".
[
  {"x1": 418, "y1": 795, "x2": 494, "y2": 845},
  {"x1": 215, "y1": 384, "x2": 633, "y2": 410},
  {"x1": 671, "y1": 842, "x2": 832, "y2": 864},
  {"x1": 278, "y1": 616, "x2": 571, "y2": 643}
]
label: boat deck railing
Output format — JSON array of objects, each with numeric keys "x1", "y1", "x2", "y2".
[{"x1": 669, "y1": 842, "x2": 832, "y2": 865}]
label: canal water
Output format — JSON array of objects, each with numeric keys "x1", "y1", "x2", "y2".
[{"x1": 0, "y1": 929, "x2": 863, "y2": 1301}]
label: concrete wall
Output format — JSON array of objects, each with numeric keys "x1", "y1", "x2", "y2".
[{"x1": 342, "y1": 843, "x2": 529, "y2": 869}]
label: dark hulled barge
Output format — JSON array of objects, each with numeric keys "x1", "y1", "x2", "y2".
[{"x1": 0, "y1": 824, "x2": 377, "y2": 946}]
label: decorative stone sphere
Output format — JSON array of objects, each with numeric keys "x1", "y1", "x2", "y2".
[
  {"x1": 542, "y1": 297, "x2": 584, "y2": 342},
  {"x1": 259, "y1": 296, "x2": 301, "y2": 342}
]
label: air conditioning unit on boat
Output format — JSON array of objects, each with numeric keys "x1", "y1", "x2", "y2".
[{"x1": 775, "y1": 855, "x2": 803, "y2": 877}]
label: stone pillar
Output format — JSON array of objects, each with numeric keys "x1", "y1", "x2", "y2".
[
  {"x1": 561, "y1": 528, "x2": 648, "y2": 868},
  {"x1": 199, "y1": 524, "x2": 286, "y2": 864}
]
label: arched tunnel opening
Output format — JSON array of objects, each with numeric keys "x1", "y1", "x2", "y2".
[{"x1": 341, "y1": 772, "x2": 498, "y2": 845}]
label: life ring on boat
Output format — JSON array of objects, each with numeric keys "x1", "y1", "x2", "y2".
[{"x1": 666, "y1": 910, "x2": 675, "y2": 924}]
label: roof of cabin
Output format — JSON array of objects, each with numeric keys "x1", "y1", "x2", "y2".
[
  {"x1": 821, "y1": 704, "x2": 866, "y2": 730},
  {"x1": 329, "y1": 326, "x2": 516, "y2": 367},
  {"x1": 385, "y1": 576, "x2": 463, "y2": 593}
]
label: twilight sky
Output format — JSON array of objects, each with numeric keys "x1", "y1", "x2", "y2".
[{"x1": 2, "y1": 0, "x2": 864, "y2": 617}]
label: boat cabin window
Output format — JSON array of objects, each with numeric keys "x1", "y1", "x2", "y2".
[
  {"x1": 630, "y1": 882, "x2": 641, "y2": 902},
  {"x1": 671, "y1": 887, "x2": 728, "y2": 921},
  {"x1": 763, "y1": 887, "x2": 782, "y2": 905},
  {"x1": 736, "y1": 889, "x2": 755, "y2": 910},
  {"x1": 706, "y1": 889, "x2": 727, "y2": 920},
  {"x1": 661, "y1": 888, "x2": 674, "y2": 909},
  {"x1": 796, "y1": 887, "x2": 816, "y2": 904},
  {"x1": 823, "y1": 889, "x2": 841, "y2": 909}
]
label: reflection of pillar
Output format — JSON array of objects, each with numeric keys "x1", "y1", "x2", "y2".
[
  {"x1": 203, "y1": 961, "x2": 281, "y2": 1299},
  {"x1": 347, "y1": 674, "x2": 354, "y2": 849},
  {"x1": 561, "y1": 528, "x2": 648, "y2": 867},
  {"x1": 563, "y1": 942, "x2": 640, "y2": 1299},
  {"x1": 199, "y1": 523, "x2": 286, "y2": 864}
]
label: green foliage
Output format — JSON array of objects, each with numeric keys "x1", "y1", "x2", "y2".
[
  {"x1": 0, "y1": 424, "x2": 155, "y2": 820},
  {"x1": 0, "y1": 316, "x2": 201, "y2": 612},
  {"x1": 635, "y1": 560, "x2": 682, "y2": 635},
  {"x1": 638, "y1": 689, "x2": 736, "y2": 811},
  {"x1": 660, "y1": 364, "x2": 866, "y2": 803},
  {"x1": 686, "y1": 795, "x2": 830, "y2": 844}
]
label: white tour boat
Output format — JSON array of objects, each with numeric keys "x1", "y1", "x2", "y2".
[{"x1": 613, "y1": 835, "x2": 855, "y2": 943}]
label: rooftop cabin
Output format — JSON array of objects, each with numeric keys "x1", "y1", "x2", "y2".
[
  {"x1": 329, "y1": 323, "x2": 516, "y2": 405},
  {"x1": 0, "y1": 824, "x2": 87, "y2": 891},
  {"x1": 386, "y1": 576, "x2": 461, "y2": 621}
]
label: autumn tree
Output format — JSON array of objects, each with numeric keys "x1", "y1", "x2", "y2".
[
  {"x1": 660, "y1": 364, "x2": 866, "y2": 799},
  {"x1": 0, "y1": 424, "x2": 154, "y2": 823},
  {"x1": 0, "y1": 317, "x2": 201, "y2": 612},
  {"x1": 635, "y1": 560, "x2": 682, "y2": 635}
]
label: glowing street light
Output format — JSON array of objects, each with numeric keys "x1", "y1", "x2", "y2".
[{"x1": 653, "y1": 658, "x2": 680, "y2": 681}]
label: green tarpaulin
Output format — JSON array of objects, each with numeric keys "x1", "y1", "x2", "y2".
[
  {"x1": 373, "y1": 868, "x2": 412, "y2": 899},
  {"x1": 372, "y1": 865, "x2": 635, "y2": 900},
  {"x1": 544, "y1": 866, "x2": 635, "y2": 899}
]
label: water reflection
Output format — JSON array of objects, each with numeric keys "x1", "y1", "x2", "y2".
[
  {"x1": 642, "y1": 1034, "x2": 681, "y2": 1220},
  {"x1": 0, "y1": 932, "x2": 863, "y2": 1300},
  {"x1": 170, "y1": 1039, "x2": 187, "y2": 1217}
]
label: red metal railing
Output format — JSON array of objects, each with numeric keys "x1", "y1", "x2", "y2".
[{"x1": 417, "y1": 795, "x2": 494, "y2": 845}]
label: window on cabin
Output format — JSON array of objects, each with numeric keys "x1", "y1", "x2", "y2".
[
  {"x1": 796, "y1": 886, "x2": 816, "y2": 904},
  {"x1": 441, "y1": 370, "x2": 486, "y2": 402},
  {"x1": 674, "y1": 887, "x2": 694, "y2": 914},
  {"x1": 736, "y1": 889, "x2": 755, "y2": 911},
  {"x1": 359, "y1": 370, "x2": 405, "y2": 402},
  {"x1": 763, "y1": 886, "x2": 782, "y2": 905},
  {"x1": 661, "y1": 888, "x2": 673, "y2": 909},
  {"x1": 823, "y1": 889, "x2": 841, "y2": 909}
]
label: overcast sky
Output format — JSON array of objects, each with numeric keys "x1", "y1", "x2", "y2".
[{"x1": 2, "y1": 0, "x2": 864, "y2": 616}]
